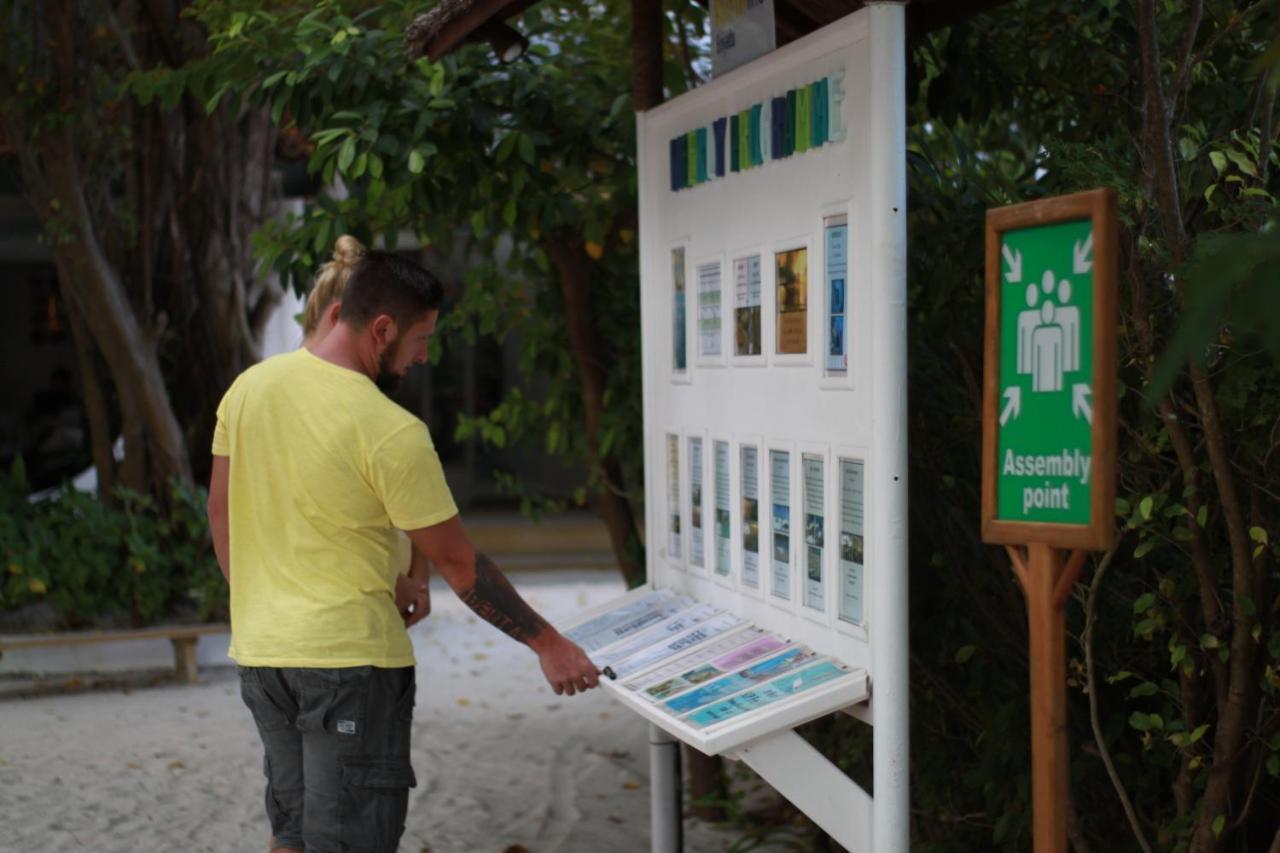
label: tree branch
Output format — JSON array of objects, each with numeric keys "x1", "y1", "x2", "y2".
[
  {"x1": 1083, "y1": 548, "x2": 1155, "y2": 853},
  {"x1": 1166, "y1": 0, "x2": 1203, "y2": 109},
  {"x1": 1168, "y1": 1, "x2": 1271, "y2": 107}
]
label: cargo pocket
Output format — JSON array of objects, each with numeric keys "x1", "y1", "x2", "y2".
[
  {"x1": 395, "y1": 669, "x2": 416, "y2": 724},
  {"x1": 340, "y1": 759, "x2": 417, "y2": 853},
  {"x1": 239, "y1": 667, "x2": 293, "y2": 733},
  {"x1": 262, "y1": 753, "x2": 301, "y2": 840},
  {"x1": 296, "y1": 666, "x2": 370, "y2": 738}
]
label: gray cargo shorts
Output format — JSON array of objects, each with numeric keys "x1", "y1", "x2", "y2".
[{"x1": 238, "y1": 665, "x2": 416, "y2": 853}]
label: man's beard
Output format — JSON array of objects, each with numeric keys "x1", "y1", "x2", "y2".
[{"x1": 374, "y1": 340, "x2": 403, "y2": 394}]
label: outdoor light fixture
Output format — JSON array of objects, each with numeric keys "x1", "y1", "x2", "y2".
[{"x1": 479, "y1": 21, "x2": 528, "y2": 63}]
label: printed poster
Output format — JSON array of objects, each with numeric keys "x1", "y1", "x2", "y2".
[
  {"x1": 685, "y1": 660, "x2": 853, "y2": 729},
  {"x1": 672, "y1": 248, "x2": 687, "y2": 371},
  {"x1": 698, "y1": 262, "x2": 722, "y2": 357},
  {"x1": 734, "y1": 255, "x2": 762, "y2": 356},
  {"x1": 775, "y1": 248, "x2": 807, "y2": 354},
  {"x1": 641, "y1": 642, "x2": 786, "y2": 702},
  {"x1": 665, "y1": 646, "x2": 820, "y2": 714},
  {"x1": 594, "y1": 603, "x2": 717, "y2": 668},
  {"x1": 825, "y1": 216, "x2": 848, "y2": 372},
  {"x1": 714, "y1": 441, "x2": 731, "y2": 576},
  {"x1": 770, "y1": 449, "x2": 791, "y2": 599},
  {"x1": 802, "y1": 455, "x2": 825, "y2": 611},
  {"x1": 566, "y1": 589, "x2": 692, "y2": 654},
  {"x1": 604, "y1": 612, "x2": 744, "y2": 681},
  {"x1": 741, "y1": 445, "x2": 760, "y2": 587},
  {"x1": 711, "y1": 0, "x2": 776, "y2": 78},
  {"x1": 667, "y1": 434, "x2": 681, "y2": 560},
  {"x1": 839, "y1": 459, "x2": 866, "y2": 625},
  {"x1": 625, "y1": 628, "x2": 766, "y2": 696},
  {"x1": 689, "y1": 437, "x2": 704, "y2": 567}
]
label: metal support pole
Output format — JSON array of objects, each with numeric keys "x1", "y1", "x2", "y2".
[
  {"x1": 867, "y1": 3, "x2": 910, "y2": 852},
  {"x1": 649, "y1": 723, "x2": 683, "y2": 853}
]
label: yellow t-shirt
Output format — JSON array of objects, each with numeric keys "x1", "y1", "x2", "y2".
[{"x1": 212, "y1": 348, "x2": 457, "y2": 667}]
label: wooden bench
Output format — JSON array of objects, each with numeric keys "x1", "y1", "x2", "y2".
[{"x1": 0, "y1": 623, "x2": 230, "y2": 684}]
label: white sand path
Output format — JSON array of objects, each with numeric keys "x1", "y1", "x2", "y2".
[{"x1": 0, "y1": 570, "x2": 764, "y2": 853}]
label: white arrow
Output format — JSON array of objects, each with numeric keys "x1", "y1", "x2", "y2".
[
  {"x1": 1000, "y1": 386, "x2": 1021, "y2": 426},
  {"x1": 1002, "y1": 244, "x2": 1022, "y2": 283},
  {"x1": 1073, "y1": 383, "x2": 1093, "y2": 424},
  {"x1": 1073, "y1": 231, "x2": 1093, "y2": 275}
]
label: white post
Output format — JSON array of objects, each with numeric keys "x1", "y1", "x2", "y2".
[
  {"x1": 649, "y1": 723, "x2": 683, "y2": 853},
  {"x1": 867, "y1": 3, "x2": 910, "y2": 852}
]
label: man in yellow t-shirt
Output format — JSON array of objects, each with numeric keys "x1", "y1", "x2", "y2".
[{"x1": 206, "y1": 250, "x2": 598, "y2": 853}]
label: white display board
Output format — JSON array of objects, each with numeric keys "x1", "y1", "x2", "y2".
[
  {"x1": 563, "y1": 7, "x2": 909, "y2": 851},
  {"x1": 639, "y1": 12, "x2": 885, "y2": 683}
]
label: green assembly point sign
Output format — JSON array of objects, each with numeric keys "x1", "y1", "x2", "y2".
[
  {"x1": 996, "y1": 219, "x2": 1094, "y2": 524},
  {"x1": 982, "y1": 188, "x2": 1115, "y2": 551}
]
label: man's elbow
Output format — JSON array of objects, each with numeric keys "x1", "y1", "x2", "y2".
[
  {"x1": 206, "y1": 496, "x2": 224, "y2": 526},
  {"x1": 436, "y1": 541, "x2": 479, "y2": 589}
]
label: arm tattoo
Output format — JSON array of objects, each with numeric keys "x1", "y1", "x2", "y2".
[{"x1": 457, "y1": 553, "x2": 549, "y2": 644}]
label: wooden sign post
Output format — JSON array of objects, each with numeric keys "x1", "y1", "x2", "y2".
[{"x1": 981, "y1": 188, "x2": 1117, "y2": 852}]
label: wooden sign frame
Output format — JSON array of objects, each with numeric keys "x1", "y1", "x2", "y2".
[{"x1": 981, "y1": 188, "x2": 1117, "y2": 551}]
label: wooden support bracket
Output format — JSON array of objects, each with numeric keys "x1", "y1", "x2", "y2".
[
  {"x1": 1053, "y1": 549, "x2": 1087, "y2": 609},
  {"x1": 1005, "y1": 544, "x2": 1029, "y2": 592}
]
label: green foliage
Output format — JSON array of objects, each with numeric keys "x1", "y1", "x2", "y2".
[
  {"x1": 0, "y1": 461, "x2": 226, "y2": 626},
  {"x1": 121, "y1": 0, "x2": 1277, "y2": 848},
  {"x1": 148, "y1": 0, "x2": 705, "y2": 531},
  {"x1": 799, "y1": 3, "x2": 1280, "y2": 851}
]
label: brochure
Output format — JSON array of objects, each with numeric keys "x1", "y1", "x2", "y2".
[
  {"x1": 685, "y1": 659, "x2": 853, "y2": 729},
  {"x1": 625, "y1": 628, "x2": 766, "y2": 695},
  {"x1": 565, "y1": 590, "x2": 692, "y2": 654},
  {"x1": 664, "y1": 646, "x2": 820, "y2": 714},
  {"x1": 803, "y1": 455, "x2": 825, "y2": 611},
  {"x1": 594, "y1": 603, "x2": 719, "y2": 667},
  {"x1": 838, "y1": 458, "x2": 866, "y2": 625},
  {"x1": 605, "y1": 612, "x2": 744, "y2": 681}
]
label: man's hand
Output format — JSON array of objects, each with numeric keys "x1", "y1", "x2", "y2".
[
  {"x1": 533, "y1": 632, "x2": 601, "y2": 697},
  {"x1": 394, "y1": 573, "x2": 430, "y2": 628}
]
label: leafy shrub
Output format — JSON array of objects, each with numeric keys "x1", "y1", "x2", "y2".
[{"x1": 0, "y1": 459, "x2": 226, "y2": 627}]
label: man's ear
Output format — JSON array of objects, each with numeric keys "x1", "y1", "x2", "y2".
[{"x1": 370, "y1": 314, "x2": 398, "y2": 347}]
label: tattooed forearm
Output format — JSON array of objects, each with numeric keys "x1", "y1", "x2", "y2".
[{"x1": 457, "y1": 553, "x2": 550, "y2": 644}]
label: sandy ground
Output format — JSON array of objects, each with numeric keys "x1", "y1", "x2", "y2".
[{"x1": 0, "y1": 570, "x2": 770, "y2": 853}]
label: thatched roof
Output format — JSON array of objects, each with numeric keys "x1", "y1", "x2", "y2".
[{"x1": 405, "y1": 0, "x2": 536, "y2": 62}]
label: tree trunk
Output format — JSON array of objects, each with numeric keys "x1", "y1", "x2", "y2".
[
  {"x1": 683, "y1": 744, "x2": 728, "y2": 822},
  {"x1": 3, "y1": 0, "x2": 280, "y2": 499},
  {"x1": 64, "y1": 279, "x2": 117, "y2": 503},
  {"x1": 632, "y1": 0, "x2": 664, "y2": 111},
  {"x1": 40, "y1": 130, "x2": 193, "y2": 495},
  {"x1": 546, "y1": 236, "x2": 645, "y2": 587},
  {"x1": 1135, "y1": 4, "x2": 1264, "y2": 848}
]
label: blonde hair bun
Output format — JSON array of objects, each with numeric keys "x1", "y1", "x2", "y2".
[
  {"x1": 302, "y1": 234, "x2": 368, "y2": 337},
  {"x1": 331, "y1": 234, "x2": 367, "y2": 269}
]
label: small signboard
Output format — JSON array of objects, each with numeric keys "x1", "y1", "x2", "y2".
[
  {"x1": 711, "y1": 0, "x2": 777, "y2": 78},
  {"x1": 981, "y1": 188, "x2": 1116, "y2": 550}
]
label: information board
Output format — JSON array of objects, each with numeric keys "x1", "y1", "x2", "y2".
[
  {"x1": 585, "y1": 8, "x2": 910, "y2": 850},
  {"x1": 633, "y1": 8, "x2": 902, "y2": 680}
]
